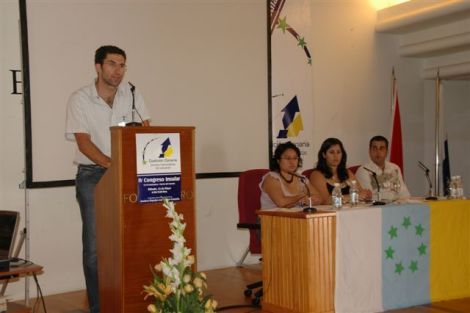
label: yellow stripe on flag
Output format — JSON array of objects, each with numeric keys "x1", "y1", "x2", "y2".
[{"x1": 429, "y1": 200, "x2": 470, "y2": 301}]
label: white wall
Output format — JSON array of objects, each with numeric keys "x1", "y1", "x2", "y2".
[
  {"x1": 309, "y1": 0, "x2": 424, "y2": 196},
  {"x1": 3, "y1": 0, "x2": 465, "y2": 301}
]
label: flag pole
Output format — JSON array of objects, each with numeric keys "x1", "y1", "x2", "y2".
[
  {"x1": 389, "y1": 67, "x2": 395, "y2": 158},
  {"x1": 434, "y1": 69, "x2": 441, "y2": 196},
  {"x1": 391, "y1": 67, "x2": 395, "y2": 116}
]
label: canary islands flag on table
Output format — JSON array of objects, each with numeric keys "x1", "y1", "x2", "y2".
[{"x1": 335, "y1": 202, "x2": 470, "y2": 313}]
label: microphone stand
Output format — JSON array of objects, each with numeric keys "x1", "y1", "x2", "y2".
[
  {"x1": 364, "y1": 167, "x2": 386, "y2": 206},
  {"x1": 126, "y1": 82, "x2": 142, "y2": 126},
  {"x1": 293, "y1": 173, "x2": 317, "y2": 213},
  {"x1": 418, "y1": 161, "x2": 438, "y2": 200}
]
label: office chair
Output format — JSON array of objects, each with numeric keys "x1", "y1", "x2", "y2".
[{"x1": 236, "y1": 168, "x2": 269, "y2": 306}]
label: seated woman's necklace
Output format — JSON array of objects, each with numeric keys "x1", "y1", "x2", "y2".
[{"x1": 280, "y1": 172, "x2": 294, "y2": 184}]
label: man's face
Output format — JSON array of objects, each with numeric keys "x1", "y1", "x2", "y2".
[
  {"x1": 95, "y1": 53, "x2": 126, "y2": 87},
  {"x1": 369, "y1": 140, "x2": 388, "y2": 168}
]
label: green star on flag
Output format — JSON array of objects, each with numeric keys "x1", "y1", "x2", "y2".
[
  {"x1": 385, "y1": 246, "x2": 395, "y2": 259},
  {"x1": 395, "y1": 262, "x2": 404, "y2": 275},
  {"x1": 388, "y1": 226, "x2": 398, "y2": 239},
  {"x1": 277, "y1": 16, "x2": 288, "y2": 33},
  {"x1": 418, "y1": 243, "x2": 427, "y2": 256},
  {"x1": 297, "y1": 37, "x2": 306, "y2": 48},
  {"x1": 415, "y1": 224, "x2": 424, "y2": 236},
  {"x1": 409, "y1": 260, "x2": 418, "y2": 273},
  {"x1": 402, "y1": 216, "x2": 412, "y2": 229}
]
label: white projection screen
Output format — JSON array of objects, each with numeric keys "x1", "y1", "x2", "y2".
[{"x1": 22, "y1": 0, "x2": 269, "y2": 187}]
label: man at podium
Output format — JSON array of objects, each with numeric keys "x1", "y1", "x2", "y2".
[{"x1": 65, "y1": 45, "x2": 151, "y2": 313}]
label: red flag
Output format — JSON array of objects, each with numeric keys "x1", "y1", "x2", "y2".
[{"x1": 390, "y1": 81, "x2": 404, "y2": 175}]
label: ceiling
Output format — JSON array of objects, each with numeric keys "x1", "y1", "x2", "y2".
[{"x1": 376, "y1": 0, "x2": 470, "y2": 80}]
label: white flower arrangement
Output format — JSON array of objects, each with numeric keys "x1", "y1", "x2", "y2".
[{"x1": 143, "y1": 199, "x2": 217, "y2": 313}]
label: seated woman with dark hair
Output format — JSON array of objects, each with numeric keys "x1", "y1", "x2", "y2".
[
  {"x1": 260, "y1": 141, "x2": 322, "y2": 209},
  {"x1": 309, "y1": 138, "x2": 372, "y2": 205}
]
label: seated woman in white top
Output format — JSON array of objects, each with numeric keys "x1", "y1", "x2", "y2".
[{"x1": 260, "y1": 141, "x2": 322, "y2": 209}]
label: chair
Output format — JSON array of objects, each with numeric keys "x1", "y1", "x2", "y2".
[
  {"x1": 236, "y1": 168, "x2": 269, "y2": 306},
  {"x1": 349, "y1": 165, "x2": 360, "y2": 174},
  {"x1": 236, "y1": 169, "x2": 269, "y2": 265},
  {"x1": 302, "y1": 168, "x2": 314, "y2": 179}
]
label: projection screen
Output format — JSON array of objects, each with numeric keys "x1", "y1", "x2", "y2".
[{"x1": 21, "y1": 0, "x2": 269, "y2": 187}]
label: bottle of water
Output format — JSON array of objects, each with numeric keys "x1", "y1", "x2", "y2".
[
  {"x1": 449, "y1": 176, "x2": 458, "y2": 199},
  {"x1": 350, "y1": 180, "x2": 359, "y2": 206},
  {"x1": 446, "y1": 178, "x2": 453, "y2": 199},
  {"x1": 455, "y1": 175, "x2": 464, "y2": 199},
  {"x1": 332, "y1": 183, "x2": 342, "y2": 209}
]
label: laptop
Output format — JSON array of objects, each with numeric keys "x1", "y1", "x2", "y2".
[{"x1": 0, "y1": 211, "x2": 20, "y2": 265}]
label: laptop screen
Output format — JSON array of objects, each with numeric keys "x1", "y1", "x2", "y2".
[{"x1": 0, "y1": 211, "x2": 19, "y2": 260}]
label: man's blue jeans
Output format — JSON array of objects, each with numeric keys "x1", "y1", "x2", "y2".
[{"x1": 76, "y1": 164, "x2": 106, "y2": 313}]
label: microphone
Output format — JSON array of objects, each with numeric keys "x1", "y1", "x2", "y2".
[
  {"x1": 291, "y1": 172, "x2": 317, "y2": 213},
  {"x1": 128, "y1": 81, "x2": 136, "y2": 92},
  {"x1": 126, "y1": 82, "x2": 144, "y2": 126},
  {"x1": 363, "y1": 167, "x2": 386, "y2": 206},
  {"x1": 418, "y1": 161, "x2": 438, "y2": 200}
]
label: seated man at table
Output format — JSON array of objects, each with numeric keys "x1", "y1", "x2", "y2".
[{"x1": 356, "y1": 135, "x2": 410, "y2": 202}]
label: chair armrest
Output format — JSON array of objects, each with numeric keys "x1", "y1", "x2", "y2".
[{"x1": 237, "y1": 223, "x2": 260, "y2": 230}]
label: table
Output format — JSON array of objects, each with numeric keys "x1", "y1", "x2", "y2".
[
  {"x1": 258, "y1": 200, "x2": 470, "y2": 313},
  {"x1": 0, "y1": 263, "x2": 43, "y2": 313}
]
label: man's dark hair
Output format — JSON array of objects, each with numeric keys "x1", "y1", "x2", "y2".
[
  {"x1": 270, "y1": 141, "x2": 303, "y2": 171},
  {"x1": 369, "y1": 135, "x2": 389, "y2": 149},
  {"x1": 94, "y1": 45, "x2": 126, "y2": 65}
]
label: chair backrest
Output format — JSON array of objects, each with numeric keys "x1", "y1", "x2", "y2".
[
  {"x1": 302, "y1": 168, "x2": 314, "y2": 179},
  {"x1": 237, "y1": 169, "x2": 269, "y2": 254},
  {"x1": 349, "y1": 165, "x2": 360, "y2": 174}
]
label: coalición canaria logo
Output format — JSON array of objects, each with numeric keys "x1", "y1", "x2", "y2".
[
  {"x1": 276, "y1": 95, "x2": 304, "y2": 139},
  {"x1": 142, "y1": 137, "x2": 174, "y2": 165}
]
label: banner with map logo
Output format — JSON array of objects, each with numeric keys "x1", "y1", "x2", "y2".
[
  {"x1": 136, "y1": 133, "x2": 181, "y2": 203},
  {"x1": 270, "y1": 0, "x2": 314, "y2": 168}
]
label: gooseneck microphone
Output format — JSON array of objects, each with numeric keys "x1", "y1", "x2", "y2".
[
  {"x1": 363, "y1": 167, "x2": 386, "y2": 206},
  {"x1": 126, "y1": 82, "x2": 144, "y2": 126},
  {"x1": 418, "y1": 161, "x2": 438, "y2": 200},
  {"x1": 291, "y1": 172, "x2": 317, "y2": 213}
]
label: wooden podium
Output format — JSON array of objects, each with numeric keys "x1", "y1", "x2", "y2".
[
  {"x1": 95, "y1": 126, "x2": 196, "y2": 313},
  {"x1": 258, "y1": 210, "x2": 336, "y2": 313}
]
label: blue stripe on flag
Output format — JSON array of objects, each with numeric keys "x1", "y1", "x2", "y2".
[{"x1": 382, "y1": 204, "x2": 430, "y2": 310}]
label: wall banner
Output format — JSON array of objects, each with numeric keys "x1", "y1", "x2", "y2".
[
  {"x1": 136, "y1": 133, "x2": 181, "y2": 203},
  {"x1": 270, "y1": 0, "x2": 314, "y2": 168}
]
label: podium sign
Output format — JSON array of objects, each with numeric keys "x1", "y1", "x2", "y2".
[{"x1": 136, "y1": 133, "x2": 182, "y2": 202}]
